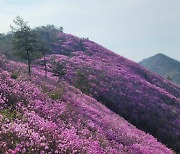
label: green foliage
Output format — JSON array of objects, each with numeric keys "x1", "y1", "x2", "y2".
[
  {"x1": 2, "y1": 93, "x2": 19, "y2": 108},
  {"x1": 40, "y1": 83, "x2": 64, "y2": 100},
  {"x1": 11, "y1": 16, "x2": 44, "y2": 77},
  {"x1": 74, "y1": 70, "x2": 90, "y2": 94},
  {"x1": 0, "y1": 34, "x2": 14, "y2": 59},
  {"x1": 51, "y1": 61, "x2": 66, "y2": 82},
  {"x1": 34, "y1": 25, "x2": 59, "y2": 51},
  {"x1": 79, "y1": 39, "x2": 86, "y2": 52},
  {"x1": 11, "y1": 16, "x2": 37, "y2": 59},
  {"x1": 139, "y1": 53, "x2": 180, "y2": 85},
  {"x1": 0, "y1": 89, "x2": 27, "y2": 110},
  {"x1": 48, "y1": 87, "x2": 64, "y2": 100},
  {"x1": 11, "y1": 71, "x2": 19, "y2": 79},
  {"x1": 0, "y1": 24, "x2": 63, "y2": 64},
  {"x1": 0, "y1": 132, "x2": 20, "y2": 150},
  {"x1": 0, "y1": 109, "x2": 22, "y2": 121},
  {"x1": 33, "y1": 25, "x2": 64, "y2": 78},
  {"x1": 0, "y1": 33, "x2": 5, "y2": 39}
]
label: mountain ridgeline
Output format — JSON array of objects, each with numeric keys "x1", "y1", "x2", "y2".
[
  {"x1": 0, "y1": 25, "x2": 180, "y2": 153},
  {"x1": 139, "y1": 53, "x2": 180, "y2": 85}
]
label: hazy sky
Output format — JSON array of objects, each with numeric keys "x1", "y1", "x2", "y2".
[{"x1": 0, "y1": 0, "x2": 180, "y2": 62}]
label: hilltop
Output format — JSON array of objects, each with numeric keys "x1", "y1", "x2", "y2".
[{"x1": 139, "y1": 53, "x2": 180, "y2": 85}]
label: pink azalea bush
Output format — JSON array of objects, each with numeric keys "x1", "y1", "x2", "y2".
[{"x1": 0, "y1": 55, "x2": 173, "y2": 153}]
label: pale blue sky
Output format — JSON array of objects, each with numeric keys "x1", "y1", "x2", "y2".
[{"x1": 0, "y1": 0, "x2": 180, "y2": 62}]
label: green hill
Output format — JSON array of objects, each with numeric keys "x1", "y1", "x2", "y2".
[{"x1": 139, "y1": 53, "x2": 180, "y2": 85}]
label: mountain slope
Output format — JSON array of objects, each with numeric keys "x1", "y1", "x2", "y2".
[
  {"x1": 34, "y1": 32, "x2": 180, "y2": 152},
  {"x1": 139, "y1": 53, "x2": 180, "y2": 85},
  {"x1": 0, "y1": 30, "x2": 180, "y2": 152},
  {"x1": 0, "y1": 56, "x2": 173, "y2": 153}
]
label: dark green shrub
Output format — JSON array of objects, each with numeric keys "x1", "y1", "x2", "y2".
[
  {"x1": 51, "y1": 61, "x2": 66, "y2": 82},
  {"x1": 0, "y1": 109, "x2": 22, "y2": 121},
  {"x1": 48, "y1": 87, "x2": 64, "y2": 100},
  {"x1": 11, "y1": 72, "x2": 18, "y2": 79},
  {"x1": 74, "y1": 70, "x2": 90, "y2": 94}
]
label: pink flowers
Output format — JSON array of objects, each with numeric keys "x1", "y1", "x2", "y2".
[
  {"x1": 44, "y1": 32, "x2": 180, "y2": 152},
  {"x1": 0, "y1": 32, "x2": 177, "y2": 153},
  {"x1": 0, "y1": 65, "x2": 172, "y2": 154}
]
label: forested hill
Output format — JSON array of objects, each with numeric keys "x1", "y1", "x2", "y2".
[{"x1": 139, "y1": 53, "x2": 180, "y2": 85}]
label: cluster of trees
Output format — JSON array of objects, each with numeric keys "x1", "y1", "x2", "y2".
[
  {"x1": 7, "y1": 16, "x2": 89, "y2": 89},
  {"x1": 0, "y1": 33, "x2": 5, "y2": 39},
  {"x1": 0, "y1": 33, "x2": 14, "y2": 60},
  {"x1": 10, "y1": 16, "x2": 64, "y2": 79}
]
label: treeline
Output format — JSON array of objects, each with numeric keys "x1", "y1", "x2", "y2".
[
  {"x1": 1, "y1": 16, "x2": 90, "y2": 91},
  {"x1": 0, "y1": 16, "x2": 64, "y2": 79}
]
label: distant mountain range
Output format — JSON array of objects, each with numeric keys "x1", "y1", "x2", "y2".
[{"x1": 139, "y1": 53, "x2": 180, "y2": 85}]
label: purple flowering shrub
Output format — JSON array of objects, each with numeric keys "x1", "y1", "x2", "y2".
[
  {"x1": 41, "y1": 32, "x2": 180, "y2": 152},
  {"x1": 0, "y1": 56, "x2": 173, "y2": 153}
]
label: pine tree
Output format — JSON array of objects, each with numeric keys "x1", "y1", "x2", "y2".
[
  {"x1": 37, "y1": 41, "x2": 49, "y2": 78},
  {"x1": 34, "y1": 25, "x2": 60, "y2": 78},
  {"x1": 51, "y1": 61, "x2": 66, "y2": 82},
  {"x1": 11, "y1": 16, "x2": 39, "y2": 78}
]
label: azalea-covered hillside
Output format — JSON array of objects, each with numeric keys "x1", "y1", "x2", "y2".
[
  {"x1": 35, "y1": 32, "x2": 180, "y2": 152},
  {"x1": 0, "y1": 56, "x2": 173, "y2": 153}
]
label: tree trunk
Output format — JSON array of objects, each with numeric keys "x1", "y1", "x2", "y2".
[
  {"x1": 27, "y1": 50, "x2": 31, "y2": 79},
  {"x1": 43, "y1": 52, "x2": 47, "y2": 78}
]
